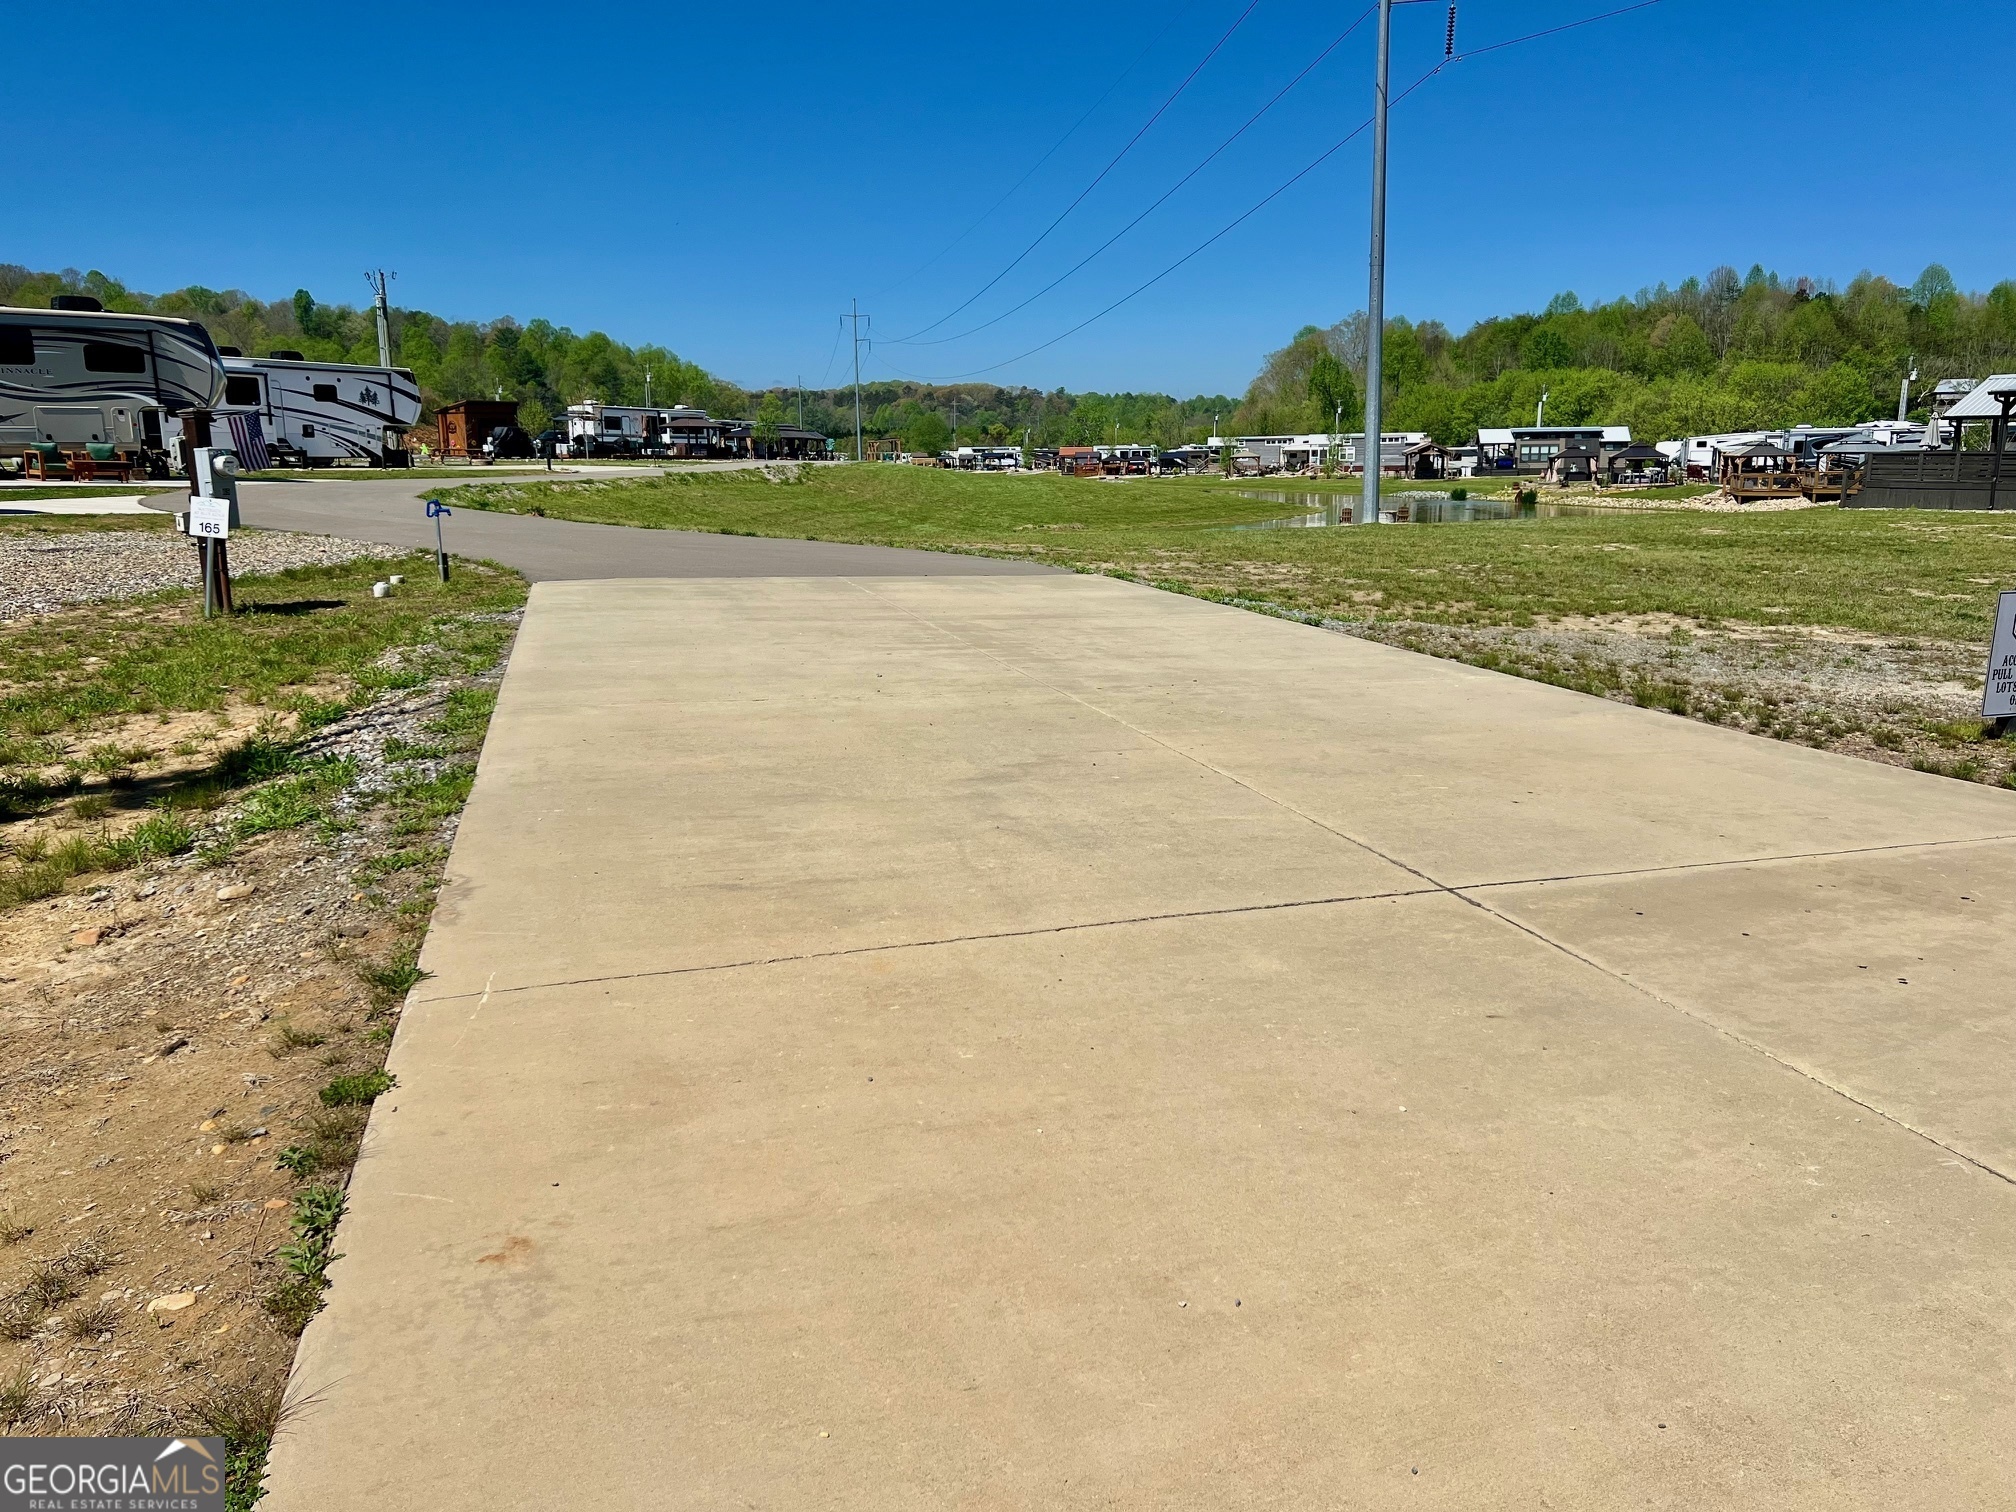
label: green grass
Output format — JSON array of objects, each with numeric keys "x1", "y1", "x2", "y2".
[
  {"x1": 240, "y1": 467, "x2": 553, "y2": 482},
  {"x1": 446, "y1": 463, "x2": 1296, "y2": 539},
  {"x1": 0, "y1": 553, "x2": 525, "y2": 908},
  {"x1": 263, "y1": 1185, "x2": 346, "y2": 1336},
  {"x1": 319, "y1": 1070, "x2": 395, "y2": 1107},
  {"x1": 441, "y1": 465, "x2": 2014, "y2": 643},
  {"x1": 0, "y1": 485, "x2": 180, "y2": 501},
  {"x1": 0, "y1": 812, "x2": 194, "y2": 907},
  {"x1": 0, "y1": 554, "x2": 523, "y2": 744},
  {"x1": 0, "y1": 510, "x2": 176, "y2": 535}
]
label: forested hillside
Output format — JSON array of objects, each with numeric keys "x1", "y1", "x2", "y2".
[
  {"x1": 0, "y1": 265, "x2": 744, "y2": 433},
  {"x1": 1235, "y1": 263, "x2": 2016, "y2": 443}
]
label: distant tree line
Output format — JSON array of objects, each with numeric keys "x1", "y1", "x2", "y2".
[
  {"x1": 13, "y1": 260, "x2": 2008, "y2": 451},
  {"x1": 1235, "y1": 263, "x2": 2016, "y2": 443},
  {"x1": 796, "y1": 384, "x2": 1237, "y2": 454}
]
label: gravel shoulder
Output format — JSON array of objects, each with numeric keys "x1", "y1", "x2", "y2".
[{"x1": 1, "y1": 527, "x2": 386, "y2": 622}]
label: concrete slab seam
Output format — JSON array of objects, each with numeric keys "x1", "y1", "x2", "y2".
[
  {"x1": 410, "y1": 883, "x2": 1448, "y2": 1006},
  {"x1": 1450, "y1": 886, "x2": 2016, "y2": 1188},
  {"x1": 1459, "y1": 830, "x2": 2016, "y2": 893},
  {"x1": 844, "y1": 577, "x2": 2016, "y2": 1189}
]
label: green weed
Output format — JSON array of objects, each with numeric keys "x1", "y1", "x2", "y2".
[{"x1": 319, "y1": 1071, "x2": 395, "y2": 1107}]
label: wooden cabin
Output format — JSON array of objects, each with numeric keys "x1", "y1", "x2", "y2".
[{"x1": 434, "y1": 399, "x2": 521, "y2": 458}]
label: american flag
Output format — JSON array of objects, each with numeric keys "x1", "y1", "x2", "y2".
[{"x1": 223, "y1": 411, "x2": 271, "y2": 471}]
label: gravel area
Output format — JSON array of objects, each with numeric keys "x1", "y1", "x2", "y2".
[
  {"x1": 1347, "y1": 615, "x2": 2015, "y2": 787},
  {"x1": 0, "y1": 529, "x2": 391, "y2": 622}
]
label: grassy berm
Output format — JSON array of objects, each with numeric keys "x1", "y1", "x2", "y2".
[
  {"x1": 0, "y1": 541, "x2": 525, "y2": 1508},
  {"x1": 449, "y1": 464, "x2": 2016, "y2": 786}
]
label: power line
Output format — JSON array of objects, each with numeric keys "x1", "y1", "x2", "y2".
[
  {"x1": 888, "y1": 0, "x2": 1267, "y2": 343},
  {"x1": 886, "y1": 5, "x2": 1377, "y2": 349},
  {"x1": 815, "y1": 314, "x2": 846, "y2": 389},
  {"x1": 866, "y1": 13, "x2": 1188, "y2": 302},
  {"x1": 877, "y1": 0, "x2": 1665, "y2": 384}
]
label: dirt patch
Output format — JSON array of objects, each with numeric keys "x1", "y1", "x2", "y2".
[{"x1": 0, "y1": 627, "x2": 517, "y2": 1464}]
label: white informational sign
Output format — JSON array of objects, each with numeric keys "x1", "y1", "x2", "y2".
[
  {"x1": 1985, "y1": 590, "x2": 2016, "y2": 720},
  {"x1": 187, "y1": 498, "x2": 232, "y2": 540}
]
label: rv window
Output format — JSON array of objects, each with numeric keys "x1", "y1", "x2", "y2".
[
  {"x1": 312, "y1": 383, "x2": 338, "y2": 402},
  {"x1": 603, "y1": 416, "x2": 624, "y2": 429},
  {"x1": 82, "y1": 342, "x2": 147, "y2": 374},
  {"x1": 224, "y1": 376, "x2": 262, "y2": 406},
  {"x1": 0, "y1": 327, "x2": 32, "y2": 365}
]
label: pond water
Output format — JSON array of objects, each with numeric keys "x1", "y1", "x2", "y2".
[{"x1": 1232, "y1": 490, "x2": 1653, "y2": 527}]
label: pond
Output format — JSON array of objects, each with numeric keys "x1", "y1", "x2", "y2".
[{"x1": 1231, "y1": 490, "x2": 1655, "y2": 527}]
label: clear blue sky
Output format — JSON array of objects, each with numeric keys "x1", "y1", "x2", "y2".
[{"x1": 10, "y1": 0, "x2": 2011, "y2": 396}]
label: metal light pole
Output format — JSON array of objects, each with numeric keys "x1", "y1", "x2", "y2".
[
  {"x1": 850, "y1": 300, "x2": 865, "y2": 462},
  {"x1": 1360, "y1": 0, "x2": 1393, "y2": 525},
  {"x1": 367, "y1": 270, "x2": 395, "y2": 367}
]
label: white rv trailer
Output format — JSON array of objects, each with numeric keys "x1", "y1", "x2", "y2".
[
  {"x1": 0, "y1": 302, "x2": 225, "y2": 470},
  {"x1": 165, "y1": 354, "x2": 421, "y2": 467},
  {"x1": 564, "y1": 403, "x2": 666, "y2": 456}
]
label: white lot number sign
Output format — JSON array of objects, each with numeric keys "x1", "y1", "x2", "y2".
[
  {"x1": 187, "y1": 498, "x2": 231, "y2": 539},
  {"x1": 1987, "y1": 590, "x2": 2016, "y2": 720}
]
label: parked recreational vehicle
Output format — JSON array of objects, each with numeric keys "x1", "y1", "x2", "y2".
[
  {"x1": 166, "y1": 354, "x2": 420, "y2": 467},
  {"x1": 950, "y1": 445, "x2": 1022, "y2": 471},
  {"x1": 0, "y1": 300, "x2": 224, "y2": 472},
  {"x1": 565, "y1": 403, "x2": 665, "y2": 457}
]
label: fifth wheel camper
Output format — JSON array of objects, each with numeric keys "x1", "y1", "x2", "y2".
[
  {"x1": 0, "y1": 300, "x2": 225, "y2": 473},
  {"x1": 165, "y1": 354, "x2": 422, "y2": 467}
]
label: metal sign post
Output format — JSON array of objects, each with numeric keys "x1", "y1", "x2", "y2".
[
  {"x1": 426, "y1": 498, "x2": 452, "y2": 582},
  {"x1": 183, "y1": 431, "x2": 240, "y2": 617},
  {"x1": 1984, "y1": 590, "x2": 2016, "y2": 736}
]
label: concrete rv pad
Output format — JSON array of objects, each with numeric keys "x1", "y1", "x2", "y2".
[{"x1": 263, "y1": 573, "x2": 2016, "y2": 1510}]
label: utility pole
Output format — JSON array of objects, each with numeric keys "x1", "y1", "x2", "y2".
[
  {"x1": 1536, "y1": 387, "x2": 1549, "y2": 426},
  {"x1": 847, "y1": 301, "x2": 865, "y2": 461},
  {"x1": 1897, "y1": 360, "x2": 1917, "y2": 422},
  {"x1": 366, "y1": 270, "x2": 395, "y2": 367},
  {"x1": 1360, "y1": 0, "x2": 1393, "y2": 525},
  {"x1": 952, "y1": 393, "x2": 958, "y2": 449},
  {"x1": 797, "y1": 375, "x2": 804, "y2": 430},
  {"x1": 645, "y1": 366, "x2": 653, "y2": 408}
]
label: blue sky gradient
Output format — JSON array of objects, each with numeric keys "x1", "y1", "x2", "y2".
[{"x1": 8, "y1": 0, "x2": 2010, "y2": 395}]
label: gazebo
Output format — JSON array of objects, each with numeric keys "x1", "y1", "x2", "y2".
[
  {"x1": 1720, "y1": 442, "x2": 1804, "y2": 501},
  {"x1": 1404, "y1": 439, "x2": 1452, "y2": 479},
  {"x1": 1542, "y1": 439, "x2": 1599, "y2": 485},
  {"x1": 1602, "y1": 443, "x2": 1669, "y2": 485}
]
